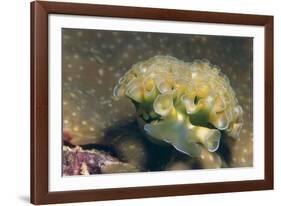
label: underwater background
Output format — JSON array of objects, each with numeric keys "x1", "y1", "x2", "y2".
[{"x1": 62, "y1": 28, "x2": 253, "y2": 175}]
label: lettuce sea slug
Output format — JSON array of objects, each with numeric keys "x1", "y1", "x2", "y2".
[{"x1": 113, "y1": 55, "x2": 243, "y2": 157}]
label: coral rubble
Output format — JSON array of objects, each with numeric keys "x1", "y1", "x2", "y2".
[{"x1": 63, "y1": 146, "x2": 138, "y2": 176}]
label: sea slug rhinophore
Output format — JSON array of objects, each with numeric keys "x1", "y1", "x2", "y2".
[{"x1": 113, "y1": 55, "x2": 243, "y2": 157}]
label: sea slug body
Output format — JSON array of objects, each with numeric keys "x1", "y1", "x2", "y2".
[{"x1": 114, "y1": 55, "x2": 243, "y2": 157}]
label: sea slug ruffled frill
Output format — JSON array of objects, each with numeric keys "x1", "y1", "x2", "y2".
[{"x1": 113, "y1": 55, "x2": 243, "y2": 157}]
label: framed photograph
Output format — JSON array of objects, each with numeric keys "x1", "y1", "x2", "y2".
[{"x1": 31, "y1": 1, "x2": 274, "y2": 204}]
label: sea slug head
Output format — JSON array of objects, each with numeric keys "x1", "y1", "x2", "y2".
[{"x1": 113, "y1": 55, "x2": 243, "y2": 157}]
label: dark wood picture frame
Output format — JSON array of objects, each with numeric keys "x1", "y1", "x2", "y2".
[{"x1": 31, "y1": 0, "x2": 274, "y2": 204}]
